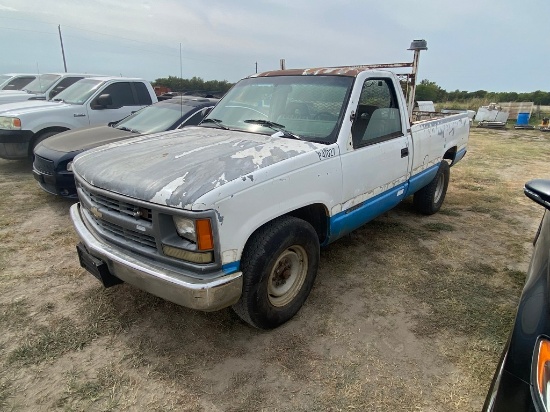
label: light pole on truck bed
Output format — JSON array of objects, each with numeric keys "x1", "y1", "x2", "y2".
[{"x1": 407, "y1": 39, "x2": 428, "y2": 124}]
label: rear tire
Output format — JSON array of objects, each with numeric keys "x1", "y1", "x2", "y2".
[
  {"x1": 232, "y1": 216, "x2": 320, "y2": 329},
  {"x1": 413, "y1": 161, "x2": 450, "y2": 215}
]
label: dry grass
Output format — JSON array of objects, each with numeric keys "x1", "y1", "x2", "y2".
[{"x1": 1, "y1": 128, "x2": 549, "y2": 411}]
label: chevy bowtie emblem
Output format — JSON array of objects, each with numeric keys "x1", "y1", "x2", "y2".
[{"x1": 90, "y1": 206, "x2": 102, "y2": 219}]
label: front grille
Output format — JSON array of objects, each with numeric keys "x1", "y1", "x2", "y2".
[
  {"x1": 88, "y1": 212, "x2": 156, "y2": 249},
  {"x1": 34, "y1": 155, "x2": 54, "y2": 175},
  {"x1": 80, "y1": 186, "x2": 152, "y2": 222}
]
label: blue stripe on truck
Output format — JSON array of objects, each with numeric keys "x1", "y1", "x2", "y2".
[
  {"x1": 454, "y1": 148, "x2": 467, "y2": 164},
  {"x1": 405, "y1": 163, "x2": 439, "y2": 197},
  {"x1": 327, "y1": 183, "x2": 408, "y2": 244},
  {"x1": 326, "y1": 163, "x2": 443, "y2": 244},
  {"x1": 222, "y1": 261, "x2": 240, "y2": 274}
]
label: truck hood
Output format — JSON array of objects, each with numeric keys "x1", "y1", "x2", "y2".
[
  {"x1": 0, "y1": 100, "x2": 69, "y2": 116},
  {"x1": 41, "y1": 125, "x2": 134, "y2": 153},
  {"x1": 74, "y1": 127, "x2": 323, "y2": 208},
  {"x1": 0, "y1": 90, "x2": 28, "y2": 96}
]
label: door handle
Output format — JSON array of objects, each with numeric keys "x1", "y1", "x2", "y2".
[
  {"x1": 73, "y1": 113, "x2": 86, "y2": 117},
  {"x1": 401, "y1": 147, "x2": 409, "y2": 158}
]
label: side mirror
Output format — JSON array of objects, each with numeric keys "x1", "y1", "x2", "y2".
[
  {"x1": 93, "y1": 94, "x2": 112, "y2": 109},
  {"x1": 49, "y1": 87, "x2": 65, "y2": 99},
  {"x1": 525, "y1": 179, "x2": 550, "y2": 210}
]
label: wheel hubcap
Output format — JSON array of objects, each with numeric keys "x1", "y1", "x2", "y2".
[{"x1": 268, "y1": 245, "x2": 308, "y2": 307}]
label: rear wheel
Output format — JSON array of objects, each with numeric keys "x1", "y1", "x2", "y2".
[
  {"x1": 232, "y1": 216, "x2": 320, "y2": 329},
  {"x1": 413, "y1": 161, "x2": 450, "y2": 215}
]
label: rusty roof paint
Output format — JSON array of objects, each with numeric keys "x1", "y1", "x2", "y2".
[{"x1": 250, "y1": 62, "x2": 414, "y2": 79}]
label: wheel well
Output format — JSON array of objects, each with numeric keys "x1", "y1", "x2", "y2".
[
  {"x1": 286, "y1": 203, "x2": 329, "y2": 244},
  {"x1": 444, "y1": 146, "x2": 458, "y2": 165},
  {"x1": 241, "y1": 203, "x2": 329, "y2": 269},
  {"x1": 242, "y1": 204, "x2": 329, "y2": 258},
  {"x1": 29, "y1": 127, "x2": 70, "y2": 156}
]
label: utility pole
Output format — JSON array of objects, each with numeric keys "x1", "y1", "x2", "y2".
[
  {"x1": 255, "y1": 62, "x2": 258, "y2": 73},
  {"x1": 58, "y1": 25, "x2": 67, "y2": 72},
  {"x1": 280, "y1": 59, "x2": 286, "y2": 70}
]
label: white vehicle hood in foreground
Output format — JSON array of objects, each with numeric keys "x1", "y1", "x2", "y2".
[
  {"x1": 0, "y1": 100, "x2": 69, "y2": 116},
  {"x1": 0, "y1": 91, "x2": 44, "y2": 104},
  {"x1": 74, "y1": 127, "x2": 324, "y2": 209}
]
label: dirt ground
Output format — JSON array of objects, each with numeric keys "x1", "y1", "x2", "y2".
[{"x1": 1, "y1": 128, "x2": 549, "y2": 411}]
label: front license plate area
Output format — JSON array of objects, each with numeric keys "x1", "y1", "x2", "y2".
[{"x1": 76, "y1": 243, "x2": 123, "y2": 287}]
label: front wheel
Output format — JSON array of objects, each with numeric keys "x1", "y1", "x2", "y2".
[
  {"x1": 413, "y1": 161, "x2": 450, "y2": 215},
  {"x1": 232, "y1": 216, "x2": 320, "y2": 329}
]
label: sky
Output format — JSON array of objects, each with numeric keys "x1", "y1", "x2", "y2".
[{"x1": 0, "y1": 0, "x2": 549, "y2": 93}]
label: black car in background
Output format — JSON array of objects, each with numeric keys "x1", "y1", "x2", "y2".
[
  {"x1": 483, "y1": 179, "x2": 550, "y2": 411},
  {"x1": 32, "y1": 96, "x2": 218, "y2": 198}
]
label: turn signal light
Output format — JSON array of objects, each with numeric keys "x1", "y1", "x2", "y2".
[{"x1": 196, "y1": 219, "x2": 214, "y2": 250}]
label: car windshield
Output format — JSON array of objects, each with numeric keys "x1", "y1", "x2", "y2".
[
  {"x1": 116, "y1": 103, "x2": 196, "y2": 134},
  {"x1": 53, "y1": 79, "x2": 104, "y2": 104},
  {"x1": 203, "y1": 75, "x2": 354, "y2": 143},
  {"x1": 23, "y1": 74, "x2": 61, "y2": 94}
]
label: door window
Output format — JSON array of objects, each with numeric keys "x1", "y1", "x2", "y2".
[
  {"x1": 134, "y1": 82, "x2": 153, "y2": 105},
  {"x1": 352, "y1": 78, "x2": 403, "y2": 148},
  {"x1": 92, "y1": 82, "x2": 136, "y2": 109}
]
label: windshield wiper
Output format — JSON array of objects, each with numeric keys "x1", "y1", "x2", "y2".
[
  {"x1": 200, "y1": 118, "x2": 229, "y2": 130},
  {"x1": 244, "y1": 119, "x2": 302, "y2": 140},
  {"x1": 117, "y1": 126, "x2": 139, "y2": 133},
  {"x1": 52, "y1": 98, "x2": 64, "y2": 102}
]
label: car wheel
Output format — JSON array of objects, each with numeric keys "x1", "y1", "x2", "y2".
[
  {"x1": 232, "y1": 216, "x2": 320, "y2": 329},
  {"x1": 413, "y1": 161, "x2": 450, "y2": 215}
]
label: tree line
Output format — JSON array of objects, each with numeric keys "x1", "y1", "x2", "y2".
[
  {"x1": 152, "y1": 76, "x2": 234, "y2": 95},
  {"x1": 416, "y1": 80, "x2": 550, "y2": 105}
]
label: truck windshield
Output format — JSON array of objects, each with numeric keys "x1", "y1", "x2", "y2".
[
  {"x1": 203, "y1": 75, "x2": 354, "y2": 143},
  {"x1": 23, "y1": 74, "x2": 61, "y2": 94},
  {"x1": 115, "y1": 103, "x2": 195, "y2": 134},
  {"x1": 53, "y1": 79, "x2": 104, "y2": 104}
]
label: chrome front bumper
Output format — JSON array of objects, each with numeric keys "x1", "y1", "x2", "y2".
[{"x1": 70, "y1": 203, "x2": 243, "y2": 311}]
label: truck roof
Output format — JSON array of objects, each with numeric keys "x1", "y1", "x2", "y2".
[
  {"x1": 251, "y1": 67, "x2": 387, "y2": 78},
  {"x1": 2, "y1": 73, "x2": 37, "y2": 76},
  {"x1": 85, "y1": 76, "x2": 148, "y2": 82}
]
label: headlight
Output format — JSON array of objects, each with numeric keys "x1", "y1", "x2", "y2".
[
  {"x1": 66, "y1": 161, "x2": 73, "y2": 172},
  {"x1": 0, "y1": 116, "x2": 21, "y2": 130},
  {"x1": 173, "y1": 216, "x2": 196, "y2": 242},
  {"x1": 534, "y1": 338, "x2": 550, "y2": 411},
  {"x1": 172, "y1": 216, "x2": 214, "y2": 251}
]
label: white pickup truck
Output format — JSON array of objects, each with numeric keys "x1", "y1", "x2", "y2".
[
  {"x1": 0, "y1": 77, "x2": 157, "y2": 159},
  {"x1": 70, "y1": 41, "x2": 469, "y2": 329},
  {"x1": 0, "y1": 73, "x2": 94, "y2": 105}
]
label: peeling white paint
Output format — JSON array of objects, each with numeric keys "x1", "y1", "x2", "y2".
[
  {"x1": 230, "y1": 140, "x2": 305, "y2": 168},
  {"x1": 212, "y1": 173, "x2": 229, "y2": 189},
  {"x1": 175, "y1": 138, "x2": 236, "y2": 159},
  {"x1": 150, "y1": 172, "x2": 189, "y2": 205},
  {"x1": 222, "y1": 249, "x2": 238, "y2": 264}
]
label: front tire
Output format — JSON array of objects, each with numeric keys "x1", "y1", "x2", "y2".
[
  {"x1": 232, "y1": 216, "x2": 320, "y2": 329},
  {"x1": 413, "y1": 161, "x2": 450, "y2": 215}
]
